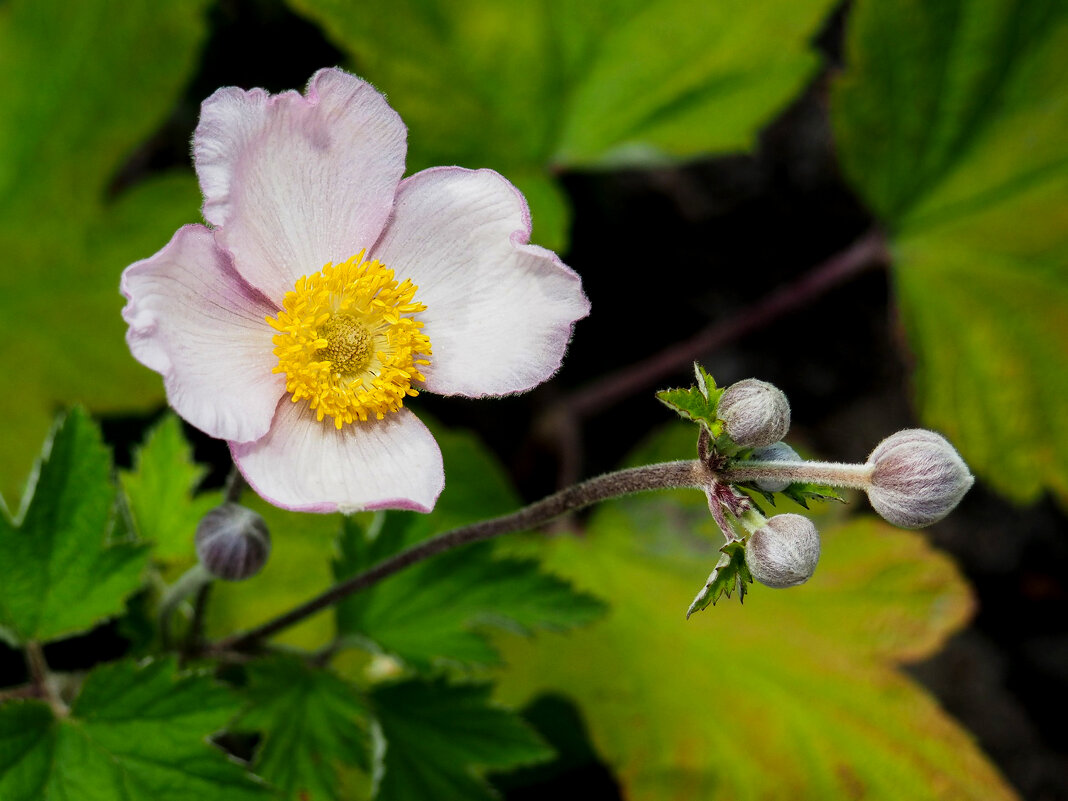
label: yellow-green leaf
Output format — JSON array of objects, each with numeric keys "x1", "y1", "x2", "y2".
[{"x1": 493, "y1": 427, "x2": 1015, "y2": 800}]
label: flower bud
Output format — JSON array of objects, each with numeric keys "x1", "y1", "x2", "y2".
[
  {"x1": 865, "y1": 429, "x2": 974, "y2": 529},
  {"x1": 718, "y1": 379, "x2": 791, "y2": 448},
  {"x1": 195, "y1": 503, "x2": 271, "y2": 581},
  {"x1": 750, "y1": 442, "x2": 801, "y2": 492},
  {"x1": 745, "y1": 513, "x2": 820, "y2": 588}
]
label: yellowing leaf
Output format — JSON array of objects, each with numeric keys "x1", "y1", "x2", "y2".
[{"x1": 493, "y1": 429, "x2": 1014, "y2": 800}]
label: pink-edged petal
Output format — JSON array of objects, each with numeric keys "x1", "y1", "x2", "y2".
[
  {"x1": 121, "y1": 224, "x2": 284, "y2": 443},
  {"x1": 194, "y1": 67, "x2": 407, "y2": 304},
  {"x1": 371, "y1": 167, "x2": 590, "y2": 397},
  {"x1": 232, "y1": 400, "x2": 444, "y2": 514}
]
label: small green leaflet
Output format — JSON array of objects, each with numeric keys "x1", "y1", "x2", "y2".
[
  {"x1": 0, "y1": 408, "x2": 147, "y2": 646},
  {"x1": 334, "y1": 517, "x2": 606, "y2": 669},
  {"x1": 234, "y1": 656, "x2": 371, "y2": 801},
  {"x1": 0, "y1": 659, "x2": 269, "y2": 801},
  {"x1": 370, "y1": 677, "x2": 552, "y2": 801},
  {"x1": 743, "y1": 481, "x2": 844, "y2": 510},
  {"x1": 686, "y1": 539, "x2": 752, "y2": 617},
  {"x1": 656, "y1": 363, "x2": 725, "y2": 436},
  {"x1": 120, "y1": 414, "x2": 223, "y2": 566}
]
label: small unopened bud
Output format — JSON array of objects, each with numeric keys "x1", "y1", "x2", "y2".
[
  {"x1": 195, "y1": 503, "x2": 271, "y2": 581},
  {"x1": 750, "y1": 442, "x2": 801, "y2": 492},
  {"x1": 719, "y1": 379, "x2": 791, "y2": 448},
  {"x1": 865, "y1": 429, "x2": 974, "y2": 529},
  {"x1": 745, "y1": 513, "x2": 820, "y2": 588}
]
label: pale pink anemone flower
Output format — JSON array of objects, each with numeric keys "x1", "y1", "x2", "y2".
[{"x1": 121, "y1": 68, "x2": 589, "y2": 513}]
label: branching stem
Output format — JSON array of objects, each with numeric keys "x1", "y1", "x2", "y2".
[{"x1": 212, "y1": 460, "x2": 709, "y2": 654}]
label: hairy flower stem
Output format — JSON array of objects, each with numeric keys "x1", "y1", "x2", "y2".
[
  {"x1": 212, "y1": 460, "x2": 709, "y2": 654},
  {"x1": 723, "y1": 460, "x2": 874, "y2": 490}
]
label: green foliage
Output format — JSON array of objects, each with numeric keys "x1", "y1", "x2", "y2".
[
  {"x1": 0, "y1": 408, "x2": 147, "y2": 646},
  {"x1": 832, "y1": 0, "x2": 1068, "y2": 503},
  {"x1": 0, "y1": 659, "x2": 269, "y2": 801},
  {"x1": 685, "y1": 539, "x2": 752, "y2": 616},
  {"x1": 0, "y1": 0, "x2": 207, "y2": 501},
  {"x1": 235, "y1": 656, "x2": 371, "y2": 801},
  {"x1": 284, "y1": 0, "x2": 836, "y2": 249},
  {"x1": 334, "y1": 518, "x2": 606, "y2": 669},
  {"x1": 494, "y1": 425, "x2": 1012, "y2": 800},
  {"x1": 656, "y1": 362, "x2": 725, "y2": 436},
  {"x1": 120, "y1": 414, "x2": 223, "y2": 566},
  {"x1": 744, "y1": 480, "x2": 844, "y2": 510},
  {"x1": 370, "y1": 677, "x2": 552, "y2": 801}
]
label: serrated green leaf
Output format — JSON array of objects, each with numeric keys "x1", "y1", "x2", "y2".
[
  {"x1": 0, "y1": 0, "x2": 208, "y2": 501},
  {"x1": 831, "y1": 0, "x2": 1068, "y2": 503},
  {"x1": 686, "y1": 539, "x2": 752, "y2": 617},
  {"x1": 334, "y1": 518, "x2": 606, "y2": 670},
  {"x1": 656, "y1": 363, "x2": 725, "y2": 434},
  {"x1": 780, "y1": 481, "x2": 844, "y2": 509},
  {"x1": 0, "y1": 658, "x2": 270, "y2": 801},
  {"x1": 120, "y1": 414, "x2": 223, "y2": 566},
  {"x1": 493, "y1": 424, "x2": 1014, "y2": 800},
  {"x1": 235, "y1": 656, "x2": 371, "y2": 801},
  {"x1": 0, "y1": 408, "x2": 147, "y2": 646},
  {"x1": 371, "y1": 677, "x2": 552, "y2": 801},
  {"x1": 285, "y1": 0, "x2": 835, "y2": 249}
]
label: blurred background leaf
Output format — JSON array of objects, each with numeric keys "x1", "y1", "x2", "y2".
[
  {"x1": 0, "y1": 0, "x2": 207, "y2": 502},
  {"x1": 831, "y1": 0, "x2": 1068, "y2": 504},
  {"x1": 493, "y1": 425, "x2": 1015, "y2": 800},
  {"x1": 284, "y1": 0, "x2": 837, "y2": 250}
]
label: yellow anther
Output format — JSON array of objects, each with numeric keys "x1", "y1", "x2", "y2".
[{"x1": 266, "y1": 251, "x2": 432, "y2": 428}]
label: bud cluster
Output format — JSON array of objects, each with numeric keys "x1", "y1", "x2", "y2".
[{"x1": 691, "y1": 375, "x2": 975, "y2": 597}]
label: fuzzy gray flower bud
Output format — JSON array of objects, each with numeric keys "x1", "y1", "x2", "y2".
[
  {"x1": 718, "y1": 379, "x2": 791, "y2": 448},
  {"x1": 865, "y1": 429, "x2": 974, "y2": 529},
  {"x1": 750, "y1": 442, "x2": 801, "y2": 492},
  {"x1": 195, "y1": 503, "x2": 271, "y2": 581},
  {"x1": 745, "y1": 513, "x2": 820, "y2": 588}
]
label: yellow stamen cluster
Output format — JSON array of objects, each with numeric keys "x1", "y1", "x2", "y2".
[{"x1": 267, "y1": 251, "x2": 431, "y2": 428}]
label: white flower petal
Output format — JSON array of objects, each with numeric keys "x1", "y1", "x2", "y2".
[
  {"x1": 194, "y1": 67, "x2": 407, "y2": 304},
  {"x1": 232, "y1": 400, "x2": 444, "y2": 513},
  {"x1": 121, "y1": 225, "x2": 284, "y2": 443},
  {"x1": 371, "y1": 167, "x2": 590, "y2": 397}
]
